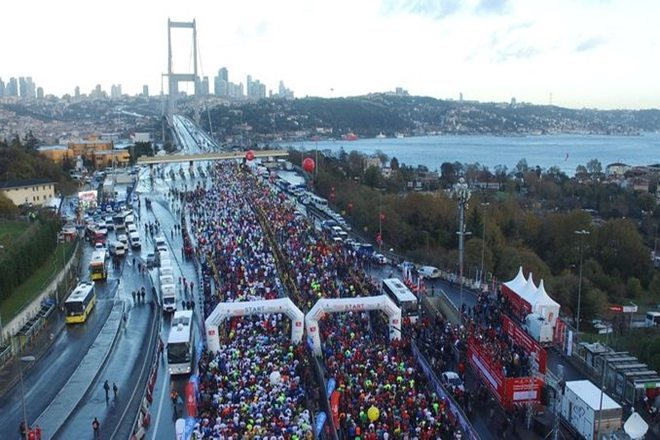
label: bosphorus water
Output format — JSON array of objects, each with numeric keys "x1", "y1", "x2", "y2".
[{"x1": 288, "y1": 133, "x2": 660, "y2": 176}]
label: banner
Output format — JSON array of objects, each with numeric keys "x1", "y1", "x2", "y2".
[
  {"x1": 185, "y1": 381, "x2": 197, "y2": 418},
  {"x1": 326, "y1": 377, "x2": 336, "y2": 396},
  {"x1": 330, "y1": 390, "x2": 340, "y2": 426},
  {"x1": 314, "y1": 411, "x2": 327, "y2": 438}
]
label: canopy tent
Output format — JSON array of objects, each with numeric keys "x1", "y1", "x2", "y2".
[
  {"x1": 534, "y1": 280, "x2": 560, "y2": 326},
  {"x1": 518, "y1": 273, "x2": 539, "y2": 305},
  {"x1": 502, "y1": 268, "x2": 561, "y2": 328},
  {"x1": 503, "y1": 267, "x2": 527, "y2": 294}
]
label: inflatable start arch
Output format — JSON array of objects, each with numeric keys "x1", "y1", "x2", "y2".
[
  {"x1": 204, "y1": 298, "x2": 304, "y2": 353},
  {"x1": 306, "y1": 295, "x2": 402, "y2": 357}
]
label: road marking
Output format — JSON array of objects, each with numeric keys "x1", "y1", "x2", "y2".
[{"x1": 150, "y1": 367, "x2": 170, "y2": 440}]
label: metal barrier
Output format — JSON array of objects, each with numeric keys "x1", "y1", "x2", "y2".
[{"x1": 412, "y1": 342, "x2": 481, "y2": 440}]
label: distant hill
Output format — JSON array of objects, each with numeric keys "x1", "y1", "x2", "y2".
[{"x1": 203, "y1": 94, "x2": 660, "y2": 139}]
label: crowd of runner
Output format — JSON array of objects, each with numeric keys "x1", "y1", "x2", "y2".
[
  {"x1": 184, "y1": 163, "x2": 314, "y2": 439},
  {"x1": 181, "y1": 162, "x2": 471, "y2": 439}
]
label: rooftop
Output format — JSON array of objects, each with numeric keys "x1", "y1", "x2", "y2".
[{"x1": 0, "y1": 178, "x2": 55, "y2": 189}]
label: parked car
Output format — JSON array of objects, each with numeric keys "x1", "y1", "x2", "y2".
[
  {"x1": 441, "y1": 371, "x2": 465, "y2": 392},
  {"x1": 146, "y1": 253, "x2": 157, "y2": 269},
  {"x1": 373, "y1": 253, "x2": 389, "y2": 265}
]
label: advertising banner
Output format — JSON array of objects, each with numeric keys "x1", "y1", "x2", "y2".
[
  {"x1": 330, "y1": 390, "x2": 340, "y2": 426},
  {"x1": 468, "y1": 337, "x2": 505, "y2": 401},
  {"x1": 501, "y1": 314, "x2": 547, "y2": 374}
]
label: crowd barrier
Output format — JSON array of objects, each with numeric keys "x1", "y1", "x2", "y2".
[{"x1": 411, "y1": 342, "x2": 481, "y2": 440}]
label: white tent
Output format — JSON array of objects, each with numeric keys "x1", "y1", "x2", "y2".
[
  {"x1": 503, "y1": 267, "x2": 527, "y2": 294},
  {"x1": 533, "y1": 280, "x2": 560, "y2": 326},
  {"x1": 518, "y1": 273, "x2": 539, "y2": 305}
]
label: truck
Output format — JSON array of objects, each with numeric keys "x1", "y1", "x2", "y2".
[{"x1": 560, "y1": 380, "x2": 622, "y2": 440}]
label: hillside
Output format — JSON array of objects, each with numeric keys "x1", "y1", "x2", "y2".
[{"x1": 201, "y1": 94, "x2": 660, "y2": 140}]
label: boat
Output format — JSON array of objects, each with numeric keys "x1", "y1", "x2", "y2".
[
  {"x1": 395, "y1": 132, "x2": 405, "y2": 139},
  {"x1": 343, "y1": 133, "x2": 359, "y2": 141},
  {"x1": 376, "y1": 132, "x2": 386, "y2": 139}
]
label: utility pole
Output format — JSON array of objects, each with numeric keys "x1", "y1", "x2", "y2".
[
  {"x1": 574, "y1": 229, "x2": 590, "y2": 343},
  {"x1": 479, "y1": 202, "x2": 490, "y2": 288},
  {"x1": 453, "y1": 178, "x2": 471, "y2": 321}
]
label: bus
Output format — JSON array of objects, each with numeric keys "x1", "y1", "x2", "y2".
[
  {"x1": 64, "y1": 282, "x2": 96, "y2": 324},
  {"x1": 89, "y1": 250, "x2": 108, "y2": 281},
  {"x1": 382, "y1": 278, "x2": 419, "y2": 323},
  {"x1": 167, "y1": 310, "x2": 194, "y2": 375},
  {"x1": 646, "y1": 311, "x2": 660, "y2": 327}
]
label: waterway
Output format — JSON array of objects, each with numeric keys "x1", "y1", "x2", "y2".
[{"x1": 287, "y1": 133, "x2": 660, "y2": 176}]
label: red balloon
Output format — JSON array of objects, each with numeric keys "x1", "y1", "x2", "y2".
[
  {"x1": 302, "y1": 157, "x2": 315, "y2": 173},
  {"x1": 245, "y1": 150, "x2": 255, "y2": 161}
]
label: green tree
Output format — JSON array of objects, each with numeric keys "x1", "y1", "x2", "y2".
[
  {"x1": 0, "y1": 192, "x2": 18, "y2": 215},
  {"x1": 586, "y1": 159, "x2": 602, "y2": 175},
  {"x1": 363, "y1": 166, "x2": 383, "y2": 188}
]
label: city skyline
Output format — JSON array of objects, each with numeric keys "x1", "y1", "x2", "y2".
[{"x1": 2, "y1": 0, "x2": 660, "y2": 109}]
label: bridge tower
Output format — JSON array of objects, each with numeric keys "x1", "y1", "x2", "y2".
[{"x1": 166, "y1": 18, "x2": 198, "y2": 117}]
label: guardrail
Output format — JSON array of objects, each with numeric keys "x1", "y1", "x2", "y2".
[{"x1": 412, "y1": 342, "x2": 481, "y2": 440}]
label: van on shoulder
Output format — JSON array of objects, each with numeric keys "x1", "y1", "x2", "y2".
[{"x1": 418, "y1": 266, "x2": 441, "y2": 279}]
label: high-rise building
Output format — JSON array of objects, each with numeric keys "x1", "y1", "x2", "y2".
[
  {"x1": 110, "y1": 84, "x2": 122, "y2": 99},
  {"x1": 91, "y1": 84, "x2": 104, "y2": 99},
  {"x1": 142, "y1": 84, "x2": 149, "y2": 97},
  {"x1": 19, "y1": 77, "x2": 28, "y2": 98},
  {"x1": 214, "y1": 67, "x2": 229, "y2": 97},
  {"x1": 0, "y1": 78, "x2": 5, "y2": 97},
  {"x1": 277, "y1": 81, "x2": 294, "y2": 99},
  {"x1": 36, "y1": 87, "x2": 44, "y2": 99},
  {"x1": 194, "y1": 76, "x2": 210, "y2": 96},
  {"x1": 6, "y1": 78, "x2": 18, "y2": 97},
  {"x1": 74, "y1": 86, "x2": 80, "y2": 98},
  {"x1": 246, "y1": 75, "x2": 266, "y2": 99}
]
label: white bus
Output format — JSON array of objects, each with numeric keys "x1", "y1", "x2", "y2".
[
  {"x1": 167, "y1": 310, "x2": 194, "y2": 375},
  {"x1": 382, "y1": 278, "x2": 419, "y2": 323}
]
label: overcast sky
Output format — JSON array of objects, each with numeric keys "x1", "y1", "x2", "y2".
[{"x1": 2, "y1": 0, "x2": 658, "y2": 109}]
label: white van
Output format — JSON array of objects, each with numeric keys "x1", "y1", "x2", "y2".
[
  {"x1": 418, "y1": 266, "x2": 441, "y2": 279},
  {"x1": 129, "y1": 231, "x2": 141, "y2": 249},
  {"x1": 154, "y1": 235, "x2": 167, "y2": 249},
  {"x1": 109, "y1": 241, "x2": 126, "y2": 257}
]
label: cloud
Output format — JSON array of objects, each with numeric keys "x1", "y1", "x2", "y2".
[
  {"x1": 382, "y1": 0, "x2": 462, "y2": 20},
  {"x1": 475, "y1": 0, "x2": 511, "y2": 15},
  {"x1": 494, "y1": 43, "x2": 541, "y2": 62},
  {"x1": 575, "y1": 37, "x2": 606, "y2": 52}
]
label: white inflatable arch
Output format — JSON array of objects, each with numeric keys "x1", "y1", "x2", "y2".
[
  {"x1": 306, "y1": 295, "x2": 402, "y2": 357},
  {"x1": 204, "y1": 298, "x2": 304, "y2": 353}
]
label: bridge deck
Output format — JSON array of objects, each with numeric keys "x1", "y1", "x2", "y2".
[{"x1": 136, "y1": 149, "x2": 288, "y2": 165}]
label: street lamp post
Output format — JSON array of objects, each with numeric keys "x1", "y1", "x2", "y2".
[
  {"x1": 19, "y1": 355, "x2": 36, "y2": 439},
  {"x1": 452, "y1": 178, "x2": 471, "y2": 321},
  {"x1": 574, "y1": 229, "x2": 590, "y2": 343},
  {"x1": 479, "y1": 202, "x2": 490, "y2": 288}
]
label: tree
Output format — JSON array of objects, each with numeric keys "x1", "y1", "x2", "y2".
[
  {"x1": 440, "y1": 162, "x2": 457, "y2": 187},
  {"x1": 363, "y1": 166, "x2": 383, "y2": 188},
  {"x1": 515, "y1": 158, "x2": 529, "y2": 176},
  {"x1": 0, "y1": 192, "x2": 18, "y2": 215},
  {"x1": 586, "y1": 159, "x2": 602, "y2": 175}
]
